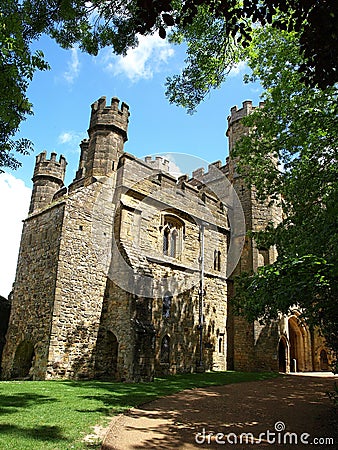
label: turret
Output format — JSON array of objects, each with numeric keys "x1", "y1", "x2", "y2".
[
  {"x1": 84, "y1": 96, "x2": 130, "y2": 179},
  {"x1": 74, "y1": 139, "x2": 89, "y2": 180},
  {"x1": 29, "y1": 151, "x2": 67, "y2": 214},
  {"x1": 226, "y1": 100, "x2": 264, "y2": 154}
]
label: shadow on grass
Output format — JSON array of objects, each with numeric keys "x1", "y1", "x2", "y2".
[
  {"x1": 0, "y1": 424, "x2": 68, "y2": 442},
  {"x1": 65, "y1": 371, "x2": 279, "y2": 416},
  {"x1": 0, "y1": 392, "x2": 58, "y2": 416}
]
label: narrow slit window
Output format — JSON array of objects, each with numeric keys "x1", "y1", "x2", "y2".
[
  {"x1": 162, "y1": 292, "x2": 172, "y2": 319},
  {"x1": 160, "y1": 335, "x2": 170, "y2": 364}
]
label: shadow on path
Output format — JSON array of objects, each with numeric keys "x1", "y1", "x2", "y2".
[{"x1": 102, "y1": 374, "x2": 337, "y2": 450}]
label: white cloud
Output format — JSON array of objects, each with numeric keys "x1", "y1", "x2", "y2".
[
  {"x1": 0, "y1": 173, "x2": 31, "y2": 297},
  {"x1": 104, "y1": 34, "x2": 174, "y2": 82},
  {"x1": 58, "y1": 130, "x2": 86, "y2": 151},
  {"x1": 63, "y1": 46, "x2": 80, "y2": 84},
  {"x1": 228, "y1": 60, "x2": 247, "y2": 77},
  {"x1": 58, "y1": 132, "x2": 74, "y2": 144}
]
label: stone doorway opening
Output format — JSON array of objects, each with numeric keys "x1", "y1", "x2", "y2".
[
  {"x1": 288, "y1": 315, "x2": 311, "y2": 372},
  {"x1": 95, "y1": 330, "x2": 119, "y2": 379},
  {"x1": 320, "y1": 349, "x2": 329, "y2": 371},
  {"x1": 278, "y1": 336, "x2": 288, "y2": 372},
  {"x1": 12, "y1": 340, "x2": 35, "y2": 379}
]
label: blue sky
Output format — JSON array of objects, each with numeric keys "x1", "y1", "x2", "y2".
[{"x1": 0, "y1": 34, "x2": 262, "y2": 297}]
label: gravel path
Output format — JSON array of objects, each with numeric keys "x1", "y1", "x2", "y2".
[{"x1": 101, "y1": 373, "x2": 337, "y2": 450}]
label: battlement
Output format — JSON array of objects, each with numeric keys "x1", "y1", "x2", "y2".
[
  {"x1": 144, "y1": 156, "x2": 170, "y2": 172},
  {"x1": 190, "y1": 160, "x2": 225, "y2": 183},
  {"x1": 33, "y1": 151, "x2": 67, "y2": 182},
  {"x1": 227, "y1": 100, "x2": 264, "y2": 126},
  {"x1": 29, "y1": 151, "x2": 67, "y2": 214},
  {"x1": 89, "y1": 96, "x2": 130, "y2": 140}
]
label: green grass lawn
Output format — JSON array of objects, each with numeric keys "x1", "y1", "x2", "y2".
[{"x1": 0, "y1": 371, "x2": 278, "y2": 450}]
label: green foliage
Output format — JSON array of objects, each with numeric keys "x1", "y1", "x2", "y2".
[
  {"x1": 0, "y1": 371, "x2": 277, "y2": 449},
  {"x1": 1, "y1": 1, "x2": 337, "y2": 170},
  {"x1": 166, "y1": 6, "x2": 242, "y2": 113},
  {"x1": 0, "y1": 1, "x2": 49, "y2": 172},
  {"x1": 231, "y1": 28, "x2": 338, "y2": 370}
]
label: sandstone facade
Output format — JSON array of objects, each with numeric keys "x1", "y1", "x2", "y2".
[{"x1": 1, "y1": 97, "x2": 332, "y2": 380}]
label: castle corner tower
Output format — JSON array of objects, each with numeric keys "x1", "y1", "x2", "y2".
[
  {"x1": 84, "y1": 96, "x2": 130, "y2": 179},
  {"x1": 29, "y1": 151, "x2": 67, "y2": 214}
]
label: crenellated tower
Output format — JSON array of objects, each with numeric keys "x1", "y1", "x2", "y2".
[
  {"x1": 227, "y1": 100, "x2": 264, "y2": 157},
  {"x1": 226, "y1": 100, "x2": 282, "y2": 372},
  {"x1": 29, "y1": 151, "x2": 67, "y2": 214},
  {"x1": 81, "y1": 96, "x2": 130, "y2": 179}
]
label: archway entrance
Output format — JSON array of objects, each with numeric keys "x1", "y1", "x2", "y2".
[
  {"x1": 320, "y1": 349, "x2": 329, "y2": 371},
  {"x1": 95, "y1": 330, "x2": 119, "y2": 379},
  {"x1": 278, "y1": 337, "x2": 287, "y2": 372},
  {"x1": 105, "y1": 331, "x2": 118, "y2": 377},
  {"x1": 288, "y1": 316, "x2": 311, "y2": 372},
  {"x1": 12, "y1": 341, "x2": 35, "y2": 379}
]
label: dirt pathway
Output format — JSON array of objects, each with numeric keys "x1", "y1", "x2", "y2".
[{"x1": 101, "y1": 373, "x2": 337, "y2": 450}]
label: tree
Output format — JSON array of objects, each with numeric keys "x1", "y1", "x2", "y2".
[
  {"x1": 163, "y1": 8, "x2": 337, "y2": 367},
  {"x1": 230, "y1": 28, "x2": 338, "y2": 370},
  {"x1": 0, "y1": 1, "x2": 48, "y2": 172},
  {"x1": 1, "y1": 1, "x2": 337, "y2": 171}
]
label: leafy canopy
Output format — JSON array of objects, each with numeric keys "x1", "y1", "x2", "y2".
[
  {"x1": 231, "y1": 28, "x2": 338, "y2": 369},
  {"x1": 0, "y1": 1, "x2": 49, "y2": 172},
  {"x1": 1, "y1": 1, "x2": 337, "y2": 171}
]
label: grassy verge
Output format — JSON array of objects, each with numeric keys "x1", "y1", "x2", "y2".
[{"x1": 0, "y1": 371, "x2": 278, "y2": 449}]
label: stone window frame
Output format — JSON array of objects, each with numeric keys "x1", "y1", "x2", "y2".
[
  {"x1": 218, "y1": 337, "x2": 223, "y2": 353},
  {"x1": 160, "y1": 334, "x2": 170, "y2": 364},
  {"x1": 160, "y1": 214, "x2": 185, "y2": 259},
  {"x1": 257, "y1": 248, "x2": 269, "y2": 267},
  {"x1": 162, "y1": 291, "x2": 172, "y2": 320},
  {"x1": 213, "y1": 249, "x2": 221, "y2": 271}
]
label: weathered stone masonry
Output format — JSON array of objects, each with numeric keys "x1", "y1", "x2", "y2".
[{"x1": 1, "y1": 97, "x2": 331, "y2": 380}]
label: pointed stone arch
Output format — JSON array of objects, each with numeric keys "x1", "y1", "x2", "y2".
[
  {"x1": 278, "y1": 336, "x2": 288, "y2": 373},
  {"x1": 319, "y1": 348, "x2": 329, "y2": 371},
  {"x1": 288, "y1": 315, "x2": 312, "y2": 372},
  {"x1": 12, "y1": 340, "x2": 35, "y2": 379},
  {"x1": 94, "y1": 330, "x2": 119, "y2": 379}
]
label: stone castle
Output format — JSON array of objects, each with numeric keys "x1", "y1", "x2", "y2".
[{"x1": 1, "y1": 97, "x2": 331, "y2": 381}]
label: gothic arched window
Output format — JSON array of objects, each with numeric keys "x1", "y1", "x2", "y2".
[
  {"x1": 163, "y1": 228, "x2": 169, "y2": 255},
  {"x1": 170, "y1": 229, "x2": 178, "y2": 257},
  {"x1": 160, "y1": 335, "x2": 170, "y2": 364},
  {"x1": 161, "y1": 215, "x2": 184, "y2": 259},
  {"x1": 162, "y1": 292, "x2": 172, "y2": 319}
]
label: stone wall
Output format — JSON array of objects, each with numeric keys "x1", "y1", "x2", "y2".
[
  {"x1": 3, "y1": 97, "x2": 331, "y2": 381},
  {"x1": 1, "y1": 203, "x2": 65, "y2": 379},
  {"x1": 46, "y1": 177, "x2": 116, "y2": 379},
  {"x1": 0, "y1": 295, "x2": 11, "y2": 373}
]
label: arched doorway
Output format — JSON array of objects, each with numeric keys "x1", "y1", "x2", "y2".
[
  {"x1": 12, "y1": 341, "x2": 35, "y2": 379},
  {"x1": 105, "y1": 331, "x2": 118, "y2": 377},
  {"x1": 94, "y1": 330, "x2": 119, "y2": 379},
  {"x1": 320, "y1": 349, "x2": 329, "y2": 371},
  {"x1": 288, "y1": 316, "x2": 312, "y2": 372},
  {"x1": 278, "y1": 337, "x2": 287, "y2": 372}
]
